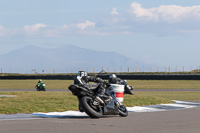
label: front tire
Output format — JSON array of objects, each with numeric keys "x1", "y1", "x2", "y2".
[
  {"x1": 80, "y1": 96, "x2": 103, "y2": 118},
  {"x1": 118, "y1": 104, "x2": 128, "y2": 117}
]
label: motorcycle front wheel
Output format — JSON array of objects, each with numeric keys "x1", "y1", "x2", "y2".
[
  {"x1": 118, "y1": 104, "x2": 128, "y2": 117},
  {"x1": 80, "y1": 96, "x2": 103, "y2": 118}
]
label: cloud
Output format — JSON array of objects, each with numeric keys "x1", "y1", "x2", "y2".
[
  {"x1": 0, "y1": 25, "x2": 4, "y2": 30},
  {"x1": 1, "y1": 2, "x2": 200, "y2": 38},
  {"x1": 129, "y1": 2, "x2": 200, "y2": 23},
  {"x1": 76, "y1": 20, "x2": 95, "y2": 30},
  {"x1": 111, "y1": 8, "x2": 119, "y2": 15},
  {"x1": 0, "y1": 25, "x2": 5, "y2": 36},
  {"x1": 98, "y1": 2, "x2": 200, "y2": 36},
  {"x1": 23, "y1": 23, "x2": 47, "y2": 35}
]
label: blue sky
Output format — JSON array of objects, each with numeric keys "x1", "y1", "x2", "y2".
[{"x1": 0, "y1": 0, "x2": 200, "y2": 68}]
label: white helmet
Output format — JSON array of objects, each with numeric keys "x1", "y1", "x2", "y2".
[
  {"x1": 109, "y1": 74, "x2": 116, "y2": 78},
  {"x1": 77, "y1": 71, "x2": 88, "y2": 77}
]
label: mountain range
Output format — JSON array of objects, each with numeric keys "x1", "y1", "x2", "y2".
[{"x1": 0, "y1": 45, "x2": 142, "y2": 73}]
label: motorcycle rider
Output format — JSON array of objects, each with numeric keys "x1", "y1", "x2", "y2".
[
  {"x1": 36, "y1": 79, "x2": 43, "y2": 87},
  {"x1": 36, "y1": 79, "x2": 45, "y2": 91},
  {"x1": 108, "y1": 74, "x2": 122, "y2": 84},
  {"x1": 74, "y1": 71, "x2": 111, "y2": 105},
  {"x1": 109, "y1": 74, "x2": 134, "y2": 95}
]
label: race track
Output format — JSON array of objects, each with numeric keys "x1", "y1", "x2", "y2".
[
  {"x1": 0, "y1": 106, "x2": 200, "y2": 133},
  {"x1": 0, "y1": 88, "x2": 200, "y2": 133},
  {"x1": 0, "y1": 101, "x2": 200, "y2": 133}
]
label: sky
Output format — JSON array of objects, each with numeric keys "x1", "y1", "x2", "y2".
[{"x1": 0, "y1": 0, "x2": 200, "y2": 68}]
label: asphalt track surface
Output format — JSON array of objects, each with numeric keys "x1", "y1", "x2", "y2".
[{"x1": 0, "y1": 106, "x2": 200, "y2": 133}]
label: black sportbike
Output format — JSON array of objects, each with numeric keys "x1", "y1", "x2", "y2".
[{"x1": 68, "y1": 82, "x2": 128, "y2": 118}]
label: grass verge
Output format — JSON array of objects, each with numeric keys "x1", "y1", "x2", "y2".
[
  {"x1": 0, "y1": 80, "x2": 73, "y2": 89},
  {"x1": 135, "y1": 91, "x2": 200, "y2": 101},
  {"x1": 0, "y1": 91, "x2": 172, "y2": 114},
  {"x1": 127, "y1": 80, "x2": 200, "y2": 89}
]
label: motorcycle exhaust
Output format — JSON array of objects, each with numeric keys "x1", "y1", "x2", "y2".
[{"x1": 95, "y1": 96, "x2": 105, "y2": 106}]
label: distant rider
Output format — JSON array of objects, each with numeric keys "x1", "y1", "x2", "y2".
[
  {"x1": 36, "y1": 79, "x2": 46, "y2": 91},
  {"x1": 36, "y1": 79, "x2": 43, "y2": 86}
]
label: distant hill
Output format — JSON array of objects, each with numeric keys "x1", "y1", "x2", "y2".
[{"x1": 0, "y1": 45, "x2": 142, "y2": 73}]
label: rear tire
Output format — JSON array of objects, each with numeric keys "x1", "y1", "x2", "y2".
[{"x1": 80, "y1": 96, "x2": 103, "y2": 118}]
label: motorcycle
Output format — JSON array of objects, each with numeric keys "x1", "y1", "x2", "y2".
[
  {"x1": 36, "y1": 83, "x2": 46, "y2": 91},
  {"x1": 68, "y1": 82, "x2": 128, "y2": 118}
]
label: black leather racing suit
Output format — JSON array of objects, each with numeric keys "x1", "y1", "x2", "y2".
[
  {"x1": 108, "y1": 76, "x2": 123, "y2": 84},
  {"x1": 74, "y1": 76, "x2": 108, "y2": 112},
  {"x1": 74, "y1": 76, "x2": 105, "y2": 89}
]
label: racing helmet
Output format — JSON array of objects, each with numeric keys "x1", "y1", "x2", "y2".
[
  {"x1": 109, "y1": 74, "x2": 116, "y2": 78},
  {"x1": 77, "y1": 71, "x2": 88, "y2": 77}
]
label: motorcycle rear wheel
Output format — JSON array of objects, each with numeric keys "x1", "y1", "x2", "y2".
[{"x1": 80, "y1": 96, "x2": 103, "y2": 118}]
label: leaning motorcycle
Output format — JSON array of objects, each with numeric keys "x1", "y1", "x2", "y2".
[{"x1": 68, "y1": 82, "x2": 128, "y2": 118}]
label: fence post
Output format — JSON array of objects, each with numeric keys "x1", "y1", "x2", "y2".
[
  {"x1": 93, "y1": 68, "x2": 96, "y2": 73},
  {"x1": 87, "y1": 68, "x2": 89, "y2": 73},
  {"x1": 128, "y1": 67, "x2": 130, "y2": 73},
  {"x1": 190, "y1": 66, "x2": 193, "y2": 73}
]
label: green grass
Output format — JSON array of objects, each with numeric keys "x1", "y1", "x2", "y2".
[
  {"x1": 135, "y1": 91, "x2": 200, "y2": 101},
  {"x1": 0, "y1": 80, "x2": 200, "y2": 89},
  {"x1": 0, "y1": 91, "x2": 172, "y2": 114},
  {"x1": 0, "y1": 92, "x2": 78, "y2": 114},
  {"x1": 0, "y1": 91, "x2": 199, "y2": 114},
  {"x1": 127, "y1": 80, "x2": 200, "y2": 89},
  {"x1": 0, "y1": 80, "x2": 73, "y2": 89}
]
